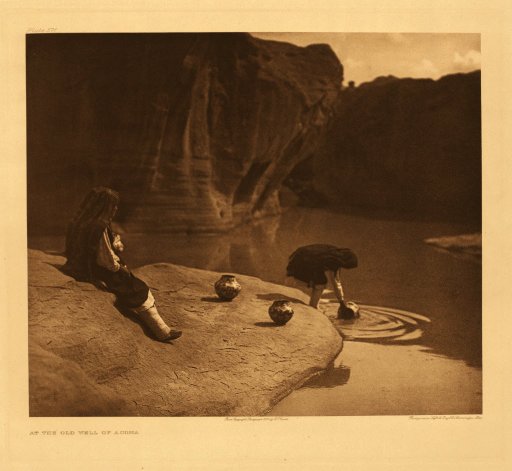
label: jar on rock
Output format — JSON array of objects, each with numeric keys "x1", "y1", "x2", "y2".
[{"x1": 214, "y1": 274, "x2": 241, "y2": 301}]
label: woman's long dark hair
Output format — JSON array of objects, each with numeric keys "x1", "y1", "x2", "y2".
[{"x1": 64, "y1": 187, "x2": 120, "y2": 280}]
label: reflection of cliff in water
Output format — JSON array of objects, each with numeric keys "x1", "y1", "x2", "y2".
[
  {"x1": 302, "y1": 364, "x2": 351, "y2": 389},
  {"x1": 28, "y1": 207, "x2": 481, "y2": 368},
  {"x1": 118, "y1": 216, "x2": 285, "y2": 282}
]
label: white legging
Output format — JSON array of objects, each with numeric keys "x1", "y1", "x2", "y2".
[
  {"x1": 130, "y1": 290, "x2": 173, "y2": 340},
  {"x1": 130, "y1": 289, "x2": 155, "y2": 315}
]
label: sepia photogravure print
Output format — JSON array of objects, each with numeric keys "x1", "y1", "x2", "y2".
[
  {"x1": 26, "y1": 31, "x2": 482, "y2": 418},
  {"x1": 5, "y1": 0, "x2": 512, "y2": 469}
]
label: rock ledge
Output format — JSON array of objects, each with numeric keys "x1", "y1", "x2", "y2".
[{"x1": 29, "y1": 249, "x2": 342, "y2": 416}]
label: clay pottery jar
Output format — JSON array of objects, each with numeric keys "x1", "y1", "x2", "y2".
[
  {"x1": 338, "y1": 301, "x2": 360, "y2": 320},
  {"x1": 214, "y1": 274, "x2": 241, "y2": 301},
  {"x1": 268, "y1": 300, "x2": 294, "y2": 325}
]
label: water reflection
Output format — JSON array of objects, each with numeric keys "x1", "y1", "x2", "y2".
[
  {"x1": 302, "y1": 364, "x2": 351, "y2": 389},
  {"x1": 116, "y1": 215, "x2": 288, "y2": 284},
  {"x1": 28, "y1": 207, "x2": 482, "y2": 416},
  {"x1": 28, "y1": 207, "x2": 481, "y2": 366}
]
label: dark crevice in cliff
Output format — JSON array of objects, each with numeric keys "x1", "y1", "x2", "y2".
[{"x1": 233, "y1": 161, "x2": 272, "y2": 205}]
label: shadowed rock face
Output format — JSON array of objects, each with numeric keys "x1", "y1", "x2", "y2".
[
  {"x1": 27, "y1": 33, "x2": 342, "y2": 234},
  {"x1": 288, "y1": 71, "x2": 481, "y2": 223}
]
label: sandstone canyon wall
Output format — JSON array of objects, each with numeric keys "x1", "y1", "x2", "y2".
[
  {"x1": 290, "y1": 71, "x2": 481, "y2": 223},
  {"x1": 27, "y1": 33, "x2": 342, "y2": 234}
]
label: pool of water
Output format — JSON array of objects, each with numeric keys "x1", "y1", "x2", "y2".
[
  {"x1": 29, "y1": 207, "x2": 482, "y2": 415},
  {"x1": 330, "y1": 302, "x2": 431, "y2": 342}
]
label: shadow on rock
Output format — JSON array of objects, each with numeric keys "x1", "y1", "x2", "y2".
[
  {"x1": 200, "y1": 296, "x2": 228, "y2": 303},
  {"x1": 47, "y1": 261, "x2": 90, "y2": 283},
  {"x1": 113, "y1": 301, "x2": 179, "y2": 344},
  {"x1": 44, "y1": 249, "x2": 65, "y2": 256},
  {"x1": 47, "y1": 261, "x2": 67, "y2": 272},
  {"x1": 254, "y1": 321, "x2": 282, "y2": 328},
  {"x1": 256, "y1": 293, "x2": 306, "y2": 305}
]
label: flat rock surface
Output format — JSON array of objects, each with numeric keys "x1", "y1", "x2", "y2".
[{"x1": 28, "y1": 249, "x2": 342, "y2": 416}]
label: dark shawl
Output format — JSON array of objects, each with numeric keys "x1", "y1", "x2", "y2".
[{"x1": 286, "y1": 244, "x2": 358, "y2": 286}]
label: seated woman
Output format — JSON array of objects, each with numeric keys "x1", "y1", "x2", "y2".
[
  {"x1": 286, "y1": 244, "x2": 358, "y2": 318},
  {"x1": 64, "y1": 186, "x2": 182, "y2": 342}
]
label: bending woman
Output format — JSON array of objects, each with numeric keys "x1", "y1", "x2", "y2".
[
  {"x1": 64, "y1": 187, "x2": 182, "y2": 342},
  {"x1": 286, "y1": 244, "x2": 358, "y2": 317}
]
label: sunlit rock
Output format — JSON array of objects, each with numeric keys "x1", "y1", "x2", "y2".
[{"x1": 28, "y1": 249, "x2": 342, "y2": 416}]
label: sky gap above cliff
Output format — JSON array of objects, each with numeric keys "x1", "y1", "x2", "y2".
[{"x1": 253, "y1": 33, "x2": 480, "y2": 85}]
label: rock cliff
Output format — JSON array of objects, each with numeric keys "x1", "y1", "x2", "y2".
[
  {"x1": 27, "y1": 33, "x2": 342, "y2": 234},
  {"x1": 28, "y1": 249, "x2": 342, "y2": 416},
  {"x1": 287, "y1": 71, "x2": 481, "y2": 223}
]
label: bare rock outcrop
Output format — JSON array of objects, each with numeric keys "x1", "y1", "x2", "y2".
[
  {"x1": 287, "y1": 71, "x2": 481, "y2": 223},
  {"x1": 27, "y1": 33, "x2": 342, "y2": 234},
  {"x1": 28, "y1": 249, "x2": 342, "y2": 416}
]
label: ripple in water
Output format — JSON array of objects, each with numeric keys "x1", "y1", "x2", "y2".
[{"x1": 331, "y1": 304, "x2": 431, "y2": 342}]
